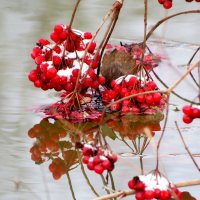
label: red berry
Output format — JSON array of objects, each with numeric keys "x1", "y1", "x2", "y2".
[
  {"x1": 191, "y1": 107, "x2": 200, "y2": 118},
  {"x1": 147, "y1": 81, "x2": 157, "y2": 90},
  {"x1": 93, "y1": 156, "x2": 101, "y2": 165},
  {"x1": 94, "y1": 164, "x2": 104, "y2": 174},
  {"x1": 28, "y1": 70, "x2": 38, "y2": 82},
  {"x1": 144, "y1": 190, "x2": 154, "y2": 199},
  {"x1": 87, "y1": 162, "x2": 94, "y2": 170},
  {"x1": 135, "y1": 192, "x2": 144, "y2": 200},
  {"x1": 86, "y1": 41, "x2": 96, "y2": 53},
  {"x1": 163, "y1": 0, "x2": 172, "y2": 9},
  {"x1": 128, "y1": 180, "x2": 135, "y2": 189},
  {"x1": 154, "y1": 188, "x2": 161, "y2": 198},
  {"x1": 110, "y1": 103, "x2": 121, "y2": 111},
  {"x1": 82, "y1": 147, "x2": 93, "y2": 156},
  {"x1": 59, "y1": 31, "x2": 68, "y2": 40},
  {"x1": 136, "y1": 95, "x2": 145, "y2": 103},
  {"x1": 158, "y1": 0, "x2": 165, "y2": 4},
  {"x1": 145, "y1": 95, "x2": 154, "y2": 105},
  {"x1": 98, "y1": 76, "x2": 106, "y2": 85},
  {"x1": 54, "y1": 24, "x2": 64, "y2": 34},
  {"x1": 53, "y1": 56, "x2": 62, "y2": 66},
  {"x1": 126, "y1": 76, "x2": 137, "y2": 87},
  {"x1": 31, "y1": 47, "x2": 42, "y2": 59},
  {"x1": 46, "y1": 67, "x2": 57, "y2": 79},
  {"x1": 72, "y1": 69, "x2": 80, "y2": 77},
  {"x1": 153, "y1": 92, "x2": 162, "y2": 103},
  {"x1": 102, "y1": 160, "x2": 111, "y2": 170},
  {"x1": 50, "y1": 32, "x2": 60, "y2": 43},
  {"x1": 38, "y1": 38, "x2": 50, "y2": 45},
  {"x1": 84, "y1": 32, "x2": 92, "y2": 39},
  {"x1": 34, "y1": 79, "x2": 42, "y2": 88},
  {"x1": 182, "y1": 105, "x2": 192, "y2": 116},
  {"x1": 160, "y1": 190, "x2": 171, "y2": 200},
  {"x1": 92, "y1": 81, "x2": 99, "y2": 89},
  {"x1": 182, "y1": 115, "x2": 193, "y2": 124},
  {"x1": 82, "y1": 156, "x2": 90, "y2": 164},
  {"x1": 35, "y1": 55, "x2": 45, "y2": 65}
]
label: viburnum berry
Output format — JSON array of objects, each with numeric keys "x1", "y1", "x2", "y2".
[{"x1": 163, "y1": 1, "x2": 173, "y2": 9}]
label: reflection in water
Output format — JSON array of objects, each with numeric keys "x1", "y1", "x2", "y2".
[{"x1": 27, "y1": 112, "x2": 164, "y2": 199}]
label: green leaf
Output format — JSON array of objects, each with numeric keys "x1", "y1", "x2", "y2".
[
  {"x1": 101, "y1": 124, "x2": 117, "y2": 140},
  {"x1": 181, "y1": 191, "x2": 197, "y2": 200}
]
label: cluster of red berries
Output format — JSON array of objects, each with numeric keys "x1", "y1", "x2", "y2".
[
  {"x1": 41, "y1": 94, "x2": 103, "y2": 122},
  {"x1": 102, "y1": 75, "x2": 165, "y2": 115},
  {"x1": 128, "y1": 173, "x2": 182, "y2": 200},
  {"x1": 158, "y1": 0, "x2": 200, "y2": 9},
  {"x1": 82, "y1": 143, "x2": 118, "y2": 174},
  {"x1": 157, "y1": 0, "x2": 173, "y2": 9},
  {"x1": 182, "y1": 105, "x2": 200, "y2": 124},
  {"x1": 28, "y1": 24, "x2": 106, "y2": 92}
]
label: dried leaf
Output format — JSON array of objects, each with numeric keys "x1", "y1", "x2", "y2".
[
  {"x1": 181, "y1": 191, "x2": 197, "y2": 200},
  {"x1": 101, "y1": 49, "x2": 136, "y2": 83}
]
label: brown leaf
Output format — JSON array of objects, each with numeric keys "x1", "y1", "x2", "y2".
[
  {"x1": 181, "y1": 191, "x2": 197, "y2": 200},
  {"x1": 101, "y1": 49, "x2": 137, "y2": 83}
]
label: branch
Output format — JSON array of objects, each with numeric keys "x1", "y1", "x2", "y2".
[
  {"x1": 175, "y1": 121, "x2": 200, "y2": 172},
  {"x1": 146, "y1": 10, "x2": 200, "y2": 40},
  {"x1": 93, "y1": 179, "x2": 200, "y2": 200}
]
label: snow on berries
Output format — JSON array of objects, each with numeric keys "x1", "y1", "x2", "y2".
[
  {"x1": 102, "y1": 75, "x2": 166, "y2": 115},
  {"x1": 182, "y1": 105, "x2": 200, "y2": 124},
  {"x1": 128, "y1": 172, "x2": 182, "y2": 200},
  {"x1": 28, "y1": 24, "x2": 102, "y2": 92},
  {"x1": 82, "y1": 143, "x2": 118, "y2": 174}
]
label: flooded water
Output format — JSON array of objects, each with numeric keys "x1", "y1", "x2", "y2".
[{"x1": 0, "y1": 0, "x2": 200, "y2": 199}]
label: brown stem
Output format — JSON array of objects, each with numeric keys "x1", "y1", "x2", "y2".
[
  {"x1": 69, "y1": 0, "x2": 81, "y2": 29},
  {"x1": 187, "y1": 47, "x2": 200, "y2": 88},
  {"x1": 156, "y1": 95, "x2": 170, "y2": 170},
  {"x1": 74, "y1": 0, "x2": 121, "y2": 93},
  {"x1": 152, "y1": 69, "x2": 200, "y2": 105},
  {"x1": 175, "y1": 121, "x2": 200, "y2": 172},
  {"x1": 146, "y1": 10, "x2": 200, "y2": 41},
  {"x1": 167, "y1": 59, "x2": 200, "y2": 94}
]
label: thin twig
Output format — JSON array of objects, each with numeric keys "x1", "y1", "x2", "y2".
[
  {"x1": 69, "y1": 0, "x2": 81, "y2": 29},
  {"x1": 78, "y1": 154, "x2": 100, "y2": 196},
  {"x1": 146, "y1": 10, "x2": 200, "y2": 40},
  {"x1": 175, "y1": 121, "x2": 200, "y2": 171},
  {"x1": 156, "y1": 95, "x2": 170, "y2": 170},
  {"x1": 66, "y1": 172, "x2": 77, "y2": 200}
]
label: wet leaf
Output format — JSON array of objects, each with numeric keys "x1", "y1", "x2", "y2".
[
  {"x1": 101, "y1": 124, "x2": 117, "y2": 140},
  {"x1": 59, "y1": 141, "x2": 73, "y2": 150},
  {"x1": 181, "y1": 191, "x2": 197, "y2": 200}
]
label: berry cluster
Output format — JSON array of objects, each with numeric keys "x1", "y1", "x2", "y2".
[
  {"x1": 28, "y1": 24, "x2": 105, "y2": 92},
  {"x1": 128, "y1": 173, "x2": 182, "y2": 200},
  {"x1": 82, "y1": 143, "x2": 118, "y2": 174},
  {"x1": 157, "y1": 0, "x2": 200, "y2": 9},
  {"x1": 182, "y1": 105, "x2": 200, "y2": 124},
  {"x1": 157, "y1": 0, "x2": 173, "y2": 9},
  {"x1": 102, "y1": 75, "x2": 165, "y2": 115}
]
